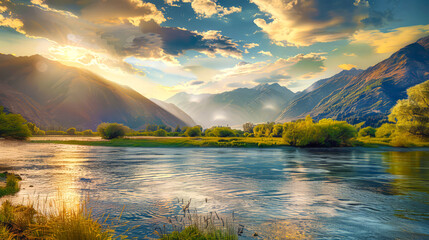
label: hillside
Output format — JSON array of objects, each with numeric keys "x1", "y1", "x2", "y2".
[
  {"x1": 150, "y1": 99, "x2": 196, "y2": 127},
  {"x1": 0, "y1": 54, "x2": 188, "y2": 130},
  {"x1": 276, "y1": 68, "x2": 363, "y2": 121},
  {"x1": 166, "y1": 83, "x2": 295, "y2": 127}
]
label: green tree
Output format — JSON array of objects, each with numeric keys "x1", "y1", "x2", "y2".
[
  {"x1": 211, "y1": 127, "x2": 236, "y2": 137},
  {"x1": 185, "y1": 126, "x2": 202, "y2": 137},
  {"x1": 358, "y1": 126, "x2": 376, "y2": 137},
  {"x1": 66, "y1": 127, "x2": 76, "y2": 135},
  {"x1": 242, "y1": 122, "x2": 254, "y2": 133},
  {"x1": 389, "y1": 80, "x2": 429, "y2": 137},
  {"x1": 154, "y1": 129, "x2": 167, "y2": 136},
  {"x1": 271, "y1": 124, "x2": 284, "y2": 137},
  {"x1": 0, "y1": 107, "x2": 31, "y2": 140},
  {"x1": 26, "y1": 122, "x2": 45, "y2": 135},
  {"x1": 146, "y1": 124, "x2": 158, "y2": 132},
  {"x1": 97, "y1": 123, "x2": 130, "y2": 139},
  {"x1": 174, "y1": 125, "x2": 181, "y2": 133},
  {"x1": 82, "y1": 129, "x2": 94, "y2": 136},
  {"x1": 375, "y1": 123, "x2": 395, "y2": 138}
]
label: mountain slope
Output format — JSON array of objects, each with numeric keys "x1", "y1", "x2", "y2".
[
  {"x1": 276, "y1": 68, "x2": 363, "y2": 121},
  {"x1": 307, "y1": 35, "x2": 429, "y2": 123},
  {"x1": 150, "y1": 98, "x2": 196, "y2": 126},
  {"x1": 166, "y1": 83, "x2": 295, "y2": 127},
  {"x1": 0, "y1": 54, "x2": 188, "y2": 130}
]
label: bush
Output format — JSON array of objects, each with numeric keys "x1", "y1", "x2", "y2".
[
  {"x1": 283, "y1": 116, "x2": 356, "y2": 147},
  {"x1": 375, "y1": 123, "x2": 395, "y2": 138},
  {"x1": 46, "y1": 130, "x2": 67, "y2": 135},
  {"x1": 358, "y1": 126, "x2": 376, "y2": 137},
  {"x1": 82, "y1": 129, "x2": 95, "y2": 136},
  {"x1": 211, "y1": 127, "x2": 236, "y2": 137},
  {"x1": 0, "y1": 107, "x2": 31, "y2": 140},
  {"x1": 154, "y1": 129, "x2": 168, "y2": 137},
  {"x1": 26, "y1": 122, "x2": 45, "y2": 135},
  {"x1": 97, "y1": 123, "x2": 130, "y2": 139},
  {"x1": 185, "y1": 126, "x2": 202, "y2": 137},
  {"x1": 66, "y1": 127, "x2": 77, "y2": 135}
]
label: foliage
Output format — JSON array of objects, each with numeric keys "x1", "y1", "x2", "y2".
[
  {"x1": 0, "y1": 107, "x2": 31, "y2": 140},
  {"x1": 82, "y1": 129, "x2": 96, "y2": 136},
  {"x1": 185, "y1": 126, "x2": 202, "y2": 137},
  {"x1": 66, "y1": 127, "x2": 77, "y2": 135},
  {"x1": 389, "y1": 80, "x2": 429, "y2": 137},
  {"x1": 0, "y1": 173, "x2": 21, "y2": 198},
  {"x1": 242, "y1": 122, "x2": 254, "y2": 133},
  {"x1": 26, "y1": 122, "x2": 45, "y2": 135},
  {"x1": 283, "y1": 116, "x2": 357, "y2": 147},
  {"x1": 253, "y1": 122, "x2": 274, "y2": 137},
  {"x1": 146, "y1": 124, "x2": 158, "y2": 132},
  {"x1": 154, "y1": 129, "x2": 168, "y2": 137},
  {"x1": 45, "y1": 130, "x2": 67, "y2": 135},
  {"x1": 207, "y1": 127, "x2": 236, "y2": 137},
  {"x1": 174, "y1": 125, "x2": 181, "y2": 133},
  {"x1": 97, "y1": 123, "x2": 130, "y2": 139},
  {"x1": 375, "y1": 123, "x2": 395, "y2": 138},
  {"x1": 358, "y1": 126, "x2": 376, "y2": 137},
  {"x1": 271, "y1": 124, "x2": 284, "y2": 137}
]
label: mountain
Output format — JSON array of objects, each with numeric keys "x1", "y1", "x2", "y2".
[
  {"x1": 0, "y1": 54, "x2": 188, "y2": 130},
  {"x1": 277, "y1": 35, "x2": 429, "y2": 124},
  {"x1": 150, "y1": 98, "x2": 196, "y2": 126},
  {"x1": 166, "y1": 83, "x2": 295, "y2": 127},
  {"x1": 276, "y1": 68, "x2": 363, "y2": 121}
]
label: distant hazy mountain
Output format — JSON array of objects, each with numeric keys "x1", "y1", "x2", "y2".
[
  {"x1": 150, "y1": 98, "x2": 196, "y2": 126},
  {"x1": 166, "y1": 83, "x2": 295, "y2": 127},
  {"x1": 277, "y1": 35, "x2": 429, "y2": 124},
  {"x1": 0, "y1": 54, "x2": 188, "y2": 130},
  {"x1": 276, "y1": 68, "x2": 363, "y2": 121}
]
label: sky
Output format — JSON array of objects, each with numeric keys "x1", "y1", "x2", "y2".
[{"x1": 0, "y1": 0, "x2": 428, "y2": 100}]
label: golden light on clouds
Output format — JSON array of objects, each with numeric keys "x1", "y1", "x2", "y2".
[
  {"x1": 351, "y1": 25, "x2": 429, "y2": 53},
  {"x1": 338, "y1": 64, "x2": 358, "y2": 70}
]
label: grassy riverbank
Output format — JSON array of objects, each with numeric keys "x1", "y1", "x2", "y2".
[
  {"x1": 29, "y1": 136, "x2": 429, "y2": 148},
  {"x1": 31, "y1": 137, "x2": 287, "y2": 148}
]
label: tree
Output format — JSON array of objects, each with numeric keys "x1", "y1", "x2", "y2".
[
  {"x1": 97, "y1": 123, "x2": 130, "y2": 139},
  {"x1": 26, "y1": 122, "x2": 45, "y2": 135},
  {"x1": 82, "y1": 129, "x2": 94, "y2": 136},
  {"x1": 375, "y1": 123, "x2": 395, "y2": 138},
  {"x1": 243, "y1": 122, "x2": 254, "y2": 133},
  {"x1": 0, "y1": 107, "x2": 31, "y2": 140},
  {"x1": 146, "y1": 124, "x2": 158, "y2": 132},
  {"x1": 66, "y1": 127, "x2": 77, "y2": 135},
  {"x1": 185, "y1": 126, "x2": 202, "y2": 137},
  {"x1": 389, "y1": 80, "x2": 429, "y2": 137},
  {"x1": 358, "y1": 126, "x2": 376, "y2": 137},
  {"x1": 154, "y1": 129, "x2": 167, "y2": 136},
  {"x1": 174, "y1": 125, "x2": 181, "y2": 133},
  {"x1": 271, "y1": 124, "x2": 284, "y2": 137},
  {"x1": 211, "y1": 127, "x2": 236, "y2": 137}
]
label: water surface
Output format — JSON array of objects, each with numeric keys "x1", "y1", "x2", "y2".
[{"x1": 0, "y1": 141, "x2": 428, "y2": 239}]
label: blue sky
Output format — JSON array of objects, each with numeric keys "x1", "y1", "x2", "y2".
[{"x1": 0, "y1": 0, "x2": 428, "y2": 99}]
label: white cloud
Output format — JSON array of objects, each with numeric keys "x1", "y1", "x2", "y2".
[
  {"x1": 258, "y1": 50, "x2": 272, "y2": 56},
  {"x1": 165, "y1": 0, "x2": 241, "y2": 18}
]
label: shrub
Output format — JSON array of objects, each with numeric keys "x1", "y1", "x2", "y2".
[
  {"x1": 82, "y1": 129, "x2": 95, "y2": 136},
  {"x1": 375, "y1": 123, "x2": 395, "y2": 138},
  {"x1": 0, "y1": 107, "x2": 31, "y2": 140},
  {"x1": 283, "y1": 116, "x2": 356, "y2": 147},
  {"x1": 46, "y1": 130, "x2": 67, "y2": 135},
  {"x1": 358, "y1": 126, "x2": 376, "y2": 137},
  {"x1": 26, "y1": 122, "x2": 45, "y2": 135},
  {"x1": 185, "y1": 126, "x2": 202, "y2": 137},
  {"x1": 154, "y1": 129, "x2": 168, "y2": 137},
  {"x1": 271, "y1": 124, "x2": 284, "y2": 137},
  {"x1": 211, "y1": 127, "x2": 236, "y2": 137},
  {"x1": 97, "y1": 123, "x2": 130, "y2": 139},
  {"x1": 66, "y1": 127, "x2": 77, "y2": 135}
]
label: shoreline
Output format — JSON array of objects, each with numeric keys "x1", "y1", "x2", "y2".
[{"x1": 25, "y1": 136, "x2": 429, "y2": 148}]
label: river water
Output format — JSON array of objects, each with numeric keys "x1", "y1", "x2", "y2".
[{"x1": 0, "y1": 141, "x2": 428, "y2": 239}]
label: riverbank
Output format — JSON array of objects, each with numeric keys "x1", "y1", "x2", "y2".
[{"x1": 28, "y1": 136, "x2": 429, "y2": 148}]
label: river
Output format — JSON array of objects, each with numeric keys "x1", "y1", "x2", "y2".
[{"x1": 0, "y1": 141, "x2": 428, "y2": 239}]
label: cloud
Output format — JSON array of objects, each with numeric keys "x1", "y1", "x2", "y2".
[
  {"x1": 351, "y1": 25, "x2": 429, "y2": 53},
  {"x1": 251, "y1": 0, "x2": 375, "y2": 46},
  {"x1": 343, "y1": 53, "x2": 357, "y2": 57},
  {"x1": 0, "y1": 1, "x2": 241, "y2": 61},
  {"x1": 243, "y1": 43, "x2": 259, "y2": 49},
  {"x1": 203, "y1": 52, "x2": 327, "y2": 92},
  {"x1": 338, "y1": 64, "x2": 358, "y2": 70},
  {"x1": 189, "y1": 80, "x2": 204, "y2": 85},
  {"x1": 33, "y1": 0, "x2": 165, "y2": 25},
  {"x1": 165, "y1": 0, "x2": 241, "y2": 18},
  {"x1": 258, "y1": 50, "x2": 272, "y2": 56}
]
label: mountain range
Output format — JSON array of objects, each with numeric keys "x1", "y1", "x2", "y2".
[
  {"x1": 277, "y1": 35, "x2": 429, "y2": 124},
  {"x1": 0, "y1": 54, "x2": 188, "y2": 130},
  {"x1": 165, "y1": 83, "x2": 295, "y2": 127}
]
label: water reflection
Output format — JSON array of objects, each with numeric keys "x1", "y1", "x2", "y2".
[{"x1": 0, "y1": 142, "x2": 428, "y2": 239}]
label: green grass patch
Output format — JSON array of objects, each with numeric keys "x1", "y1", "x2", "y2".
[
  {"x1": 31, "y1": 137, "x2": 287, "y2": 148},
  {"x1": 0, "y1": 173, "x2": 21, "y2": 198}
]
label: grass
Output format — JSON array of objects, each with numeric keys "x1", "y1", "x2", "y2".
[
  {"x1": 31, "y1": 137, "x2": 287, "y2": 148},
  {"x1": 355, "y1": 136, "x2": 429, "y2": 148},
  {"x1": 157, "y1": 199, "x2": 240, "y2": 240},
  {"x1": 0, "y1": 198, "x2": 130, "y2": 240},
  {"x1": 0, "y1": 173, "x2": 21, "y2": 198}
]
